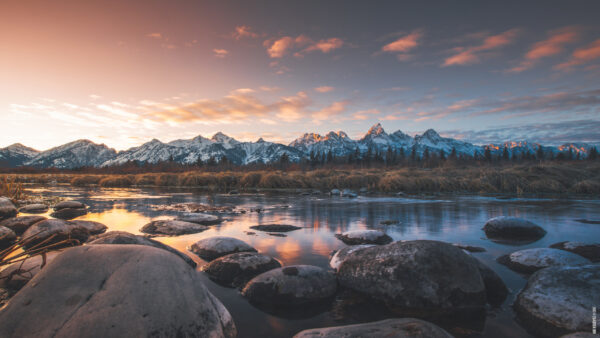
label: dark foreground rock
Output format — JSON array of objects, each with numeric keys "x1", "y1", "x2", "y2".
[
  {"x1": 0, "y1": 252, "x2": 60, "y2": 292},
  {"x1": 0, "y1": 245, "x2": 236, "y2": 338},
  {"x1": 337, "y1": 240, "x2": 486, "y2": 318},
  {"x1": 293, "y1": 318, "x2": 453, "y2": 338},
  {"x1": 176, "y1": 212, "x2": 221, "y2": 225},
  {"x1": 0, "y1": 226, "x2": 17, "y2": 250},
  {"x1": 550, "y1": 241, "x2": 600, "y2": 262},
  {"x1": 514, "y1": 264, "x2": 600, "y2": 337},
  {"x1": 475, "y1": 259, "x2": 508, "y2": 307},
  {"x1": 70, "y1": 220, "x2": 108, "y2": 235},
  {"x1": 50, "y1": 207, "x2": 87, "y2": 220},
  {"x1": 189, "y1": 236, "x2": 257, "y2": 261},
  {"x1": 0, "y1": 197, "x2": 17, "y2": 221},
  {"x1": 88, "y1": 231, "x2": 196, "y2": 267},
  {"x1": 0, "y1": 216, "x2": 46, "y2": 235},
  {"x1": 453, "y1": 243, "x2": 486, "y2": 252},
  {"x1": 21, "y1": 219, "x2": 90, "y2": 249},
  {"x1": 335, "y1": 230, "x2": 392, "y2": 245},
  {"x1": 140, "y1": 219, "x2": 208, "y2": 236},
  {"x1": 497, "y1": 248, "x2": 591, "y2": 274},
  {"x1": 17, "y1": 203, "x2": 48, "y2": 214},
  {"x1": 249, "y1": 224, "x2": 302, "y2": 232},
  {"x1": 329, "y1": 245, "x2": 374, "y2": 271},
  {"x1": 202, "y1": 252, "x2": 281, "y2": 287},
  {"x1": 483, "y1": 216, "x2": 546, "y2": 242}
]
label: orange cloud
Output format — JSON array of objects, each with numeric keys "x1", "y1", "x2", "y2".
[
  {"x1": 508, "y1": 27, "x2": 580, "y2": 73},
  {"x1": 213, "y1": 48, "x2": 229, "y2": 58},
  {"x1": 555, "y1": 38, "x2": 600, "y2": 70},
  {"x1": 146, "y1": 33, "x2": 162, "y2": 39},
  {"x1": 264, "y1": 35, "x2": 343, "y2": 58},
  {"x1": 443, "y1": 29, "x2": 520, "y2": 66},
  {"x1": 314, "y1": 86, "x2": 334, "y2": 93},
  {"x1": 302, "y1": 38, "x2": 344, "y2": 53},
  {"x1": 382, "y1": 31, "x2": 422, "y2": 53},
  {"x1": 311, "y1": 100, "x2": 349, "y2": 124},
  {"x1": 352, "y1": 109, "x2": 380, "y2": 120},
  {"x1": 232, "y1": 25, "x2": 259, "y2": 40},
  {"x1": 265, "y1": 36, "x2": 295, "y2": 58}
]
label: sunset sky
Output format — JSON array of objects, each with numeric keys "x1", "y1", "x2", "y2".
[{"x1": 1, "y1": 0, "x2": 599, "y2": 150}]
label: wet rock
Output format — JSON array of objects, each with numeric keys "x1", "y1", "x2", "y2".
[
  {"x1": 242, "y1": 265, "x2": 337, "y2": 305},
  {"x1": 21, "y1": 219, "x2": 90, "y2": 249},
  {"x1": 335, "y1": 230, "x2": 392, "y2": 245},
  {"x1": 53, "y1": 200, "x2": 86, "y2": 210},
  {"x1": 202, "y1": 252, "x2": 281, "y2": 288},
  {"x1": 329, "y1": 245, "x2": 374, "y2": 271},
  {"x1": 0, "y1": 226, "x2": 17, "y2": 250},
  {"x1": 475, "y1": 259, "x2": 508, "y2": 307},
  {"x1": 228, "y1": 190, "x2": 239, "y2": 195},
  {"x1": 330, "y1": 189, "x2": 340, "y2": 196},
  {"x1": 514, "y1": 264, "x2": 600, "y2": 337},
  {"x1": 293, "y1": 318, "x2": 453, "y2": 338},
  {"x1": 50, "y1": 207, "x2": 87, "y2": 220},
  {"x1": 574, "y1": 219, "x2": 600, "y2": 225},
  {"x1": 70, "y1": 220, "x2": 108, "y2": 235},
  {"x1": 0, "y1": 216, "x2": 46, "y2": 235},
  {"x1": 379, "y1": 219, "x2": 400, "y2": 225},
  {"x1": 453, "y1": 243, "x2": 486, "y2": 253},
  {"x1": 483, "y1": 216, "x2": 546, "y2": 242},
  {"x1": 176, "y1": 212, "x2": 221, "y2": 225},
  {"x1": 0, "y1": 252, "x2": 60, "y2": 292},
  {"x1": 341, "y1": 189, "x2": 357, "y2": 198},
  {"x1": 249, "y1": 224, "x2": 302, "y2": 232},
  {"x1": 550, "y1": 241, "x2": 600, "y2": 262},
  {"x1": 17, "y1": 203, "x2": 48, "y2": 214},
  {"x1": 88, "y1": 231, "x2": 196, "y2": 267},
  {"x1": 268, "y1": 233, "x2": 286, "y2": 237},
  {"x1": 189, "y1": 236, "x2": 257, "y2": 261},
  {"x1": 337, "y1": 240, "x2": 487, "y2": 318},
  {"x1": 140, "y1": 219, "x2": 208, "y2": 236},
  {"x1": 0, "y1": 197, "x2": 17, "y2": 221},
  {"x1": 497, "y1": 248, "x2": 591, "y2": 274},
  {"x1": 0, "y1": 245, "x2": 237, "y2": 338}
]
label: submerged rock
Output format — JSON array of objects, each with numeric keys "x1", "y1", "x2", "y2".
[
  {"x1": 0, "y1": 245, "x2": 237, "y2": 338},
  {"x1": 53, "y1": 200, "x2": 86, "y2": 210},
  {"x1": 379, "y1": 219, "x2": 400, "y2": 225},
  {"x1": 483, "y1": 216, "x2": 546, "y2": 242},
  {"x1": 21, "y1": 219, "x2": 90, "y2": 249},
  {"x1": 0, "y1": 226, "x2": 17, "y2": 250},
  {"x1": 176, "y1": 212, "x2": 221, "y2": 225},
  {"x1": 189, "y1": 236, "x2": 257, "y2": 261},
  {"x1": 514, "y1": 264, "x2": 600, "y2": 337},
  {"x1": 0, "y1": 216, "x2": 46, "y2": 235},
  {"x1": 140, "y1": 219, "x2": 208, "y2": 236},
  {"x1": 242, "y1": 265, "x2": 337, "y2": 305},
  {"x1": 0, "y1": 197, "x2": 17, "y2": 221},
  {"x1": 330, "y1": 189, "x2": 340, "y2": 196},
  {"x1": 497, "y1": 248, "x2": 591, "y2": 274},
  {"x1": 50, "y1": 207, "x2": 87, "y2": 220},
  {"x1": 202, "y1": 252, "x2": 281, "y2": 287},
  {"x1": 341, "y1": 189, "x2": 357, "y2": 198},
  {"x1": 17, "y1": 203, "x2": 48, "y2": 214},
  {"x1": 475, "y1": 259, "x2": 508, "y2": 307},
  {"x1": 335, "y1": 230, "x2": 392, "y2": 245},
  {"x1": 249, "y1": 224, "x2": 302, "y2": 232},
  {"x1": 0, "y1": 252, "x2": 60, "y2": 292},
  {"x1": 550, "y1": 241, "x2": 600, "y2": 262},
  {"x1": 453, "y1": 243, "x2": 486, "y2": 253},
  {"x1": 293, "y1": 318, "x2": 453, "y2": 338},
  {"x1": 70, "y1": 220, "x2": 108, "y2": 235},
  {"x1": 329, "y1": 245, "x2": 374, "y2": 271},
  {"x1": 88, "y1": 231, "x2": 196, "y2": 267}
]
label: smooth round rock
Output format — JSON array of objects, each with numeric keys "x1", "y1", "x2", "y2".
[
  {"x1": 50, "y1": 207, "x2": 87, "y2": 220},
  {"x1": 249, "y1": 224, "x2": 302, "y2": 232},
  {"x1": 69, "y1": 220, "x2": 108, "y2": 235},
  {"x1": 0, "y1": 197, "x2": 17, "y2": 221},
  {"x1": 21, "y1": 219, "x2": 90, "y2": 249},
  {"x1": 0, "y1": 245, "x2": 237, "y2": 338},
  {"x1": 202, "y1": 252, "x2": 281, "y2": 287},
  {"x1": 293, "y1": 318, "x2": 453, "y2": 338},
  {"x1": 176, "y1": 213, "x2": 221, "y2": 225},
  {"x1": 550, "y1": 241, "x2": 600, "y2": 262},
  {"x1": 0, "y1": 216, "x2": 46, "y2": 235},
  {"x1": 483, "y1": 216, "x2": 546, "y2": 242},
  {"x1": 242, "y1": 265, "x2": 337, "y2": 305},
  {"x1": 335, "y1": 230, "x2": 392, "y2": 245},
  {"x1": 53, "y1": 200, "x2": 86, "y2": 210},
  {"x1": 189, "y1": 236, "x2": 257, "y2": 261},
  {"x1": 497, "y1": 248, "x2": 591, "y2": 274},
  {"x1": 475, "y1": 259, "x2": 508, "y2": 307},
  {"x1": 329, "y1": 245, "x2": 373, "y2": 271},
  {"x1": 337, "y1": 240, "x2": 486, "y2": 316},
  {"x1": 140, "y1": 219, "x2": 208, "y2": 236},
  {"x1": 18, "y1": 204, "x2": 48, "y2": 214},
  {"x1": 0, "y1": 226, "x2": 17, "y2": 250},
  {"x1": 0, "y1": 251, "x2": 60, "y2": 292},
  {"x1": 515, "y1": 264, "x2": 600, "y2": 337},
  {"x1": 88, "y1": 231, "x2": 196, "y2": 267}
]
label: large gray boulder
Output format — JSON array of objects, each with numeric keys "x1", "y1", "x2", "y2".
[
  {"x1": 0, "y1": 226, "x2": 17, "y2": 250},
  {"x1": 189, "y1": 236, "x2": 257, "y2": 261},
  {"x1": 483, "y1": 216, "x2": 546, "y2": 242},
  {"x1": 242, "y1": 265, "x2": 337, "y2": 305},
  {"x1": 50, "y1": 207, "x2": 87, "y2": 220},
  {"x1": 21, "y1": 219, "x2": 90, "y2": 249},
  {"x1": 53, "y1": 200, "x2": 86, "y2": 210},
  {"x1": 497, "y1": 248, "x2": 591, "y2": 274},
  {"x1": 337, "y1": 240, "x2": 486, "y2": 317},
  {"x1": 0, "y1": 216, "x2": 46, "y2": 235},
  {"x1": 293, "y1": 318, "x2": 453, "y2": 338},
  {"x1": 140, "y1": 219, "x2": 208, "y2": 236},
  {"x1": 329, "y1": 245, "x2": 373, "y2": 271},
  {"x1": 335, "y1": 230, "x2": 392, "y2": 245},
  {"x1": 0, "y1": 197, "x2": 17, "y2": 221},
  {"x1": 69, "y1": 220, "x2": 108, "y2": 235},
  {"x1": 202, "y1": 252, "x2": 281, "y2": 287},
  {"x1": 176, "y1": 213, "x2": 221, "y2": 225},
  {"x1": 550, "y1": 241, "x2": 600, "y2": 262},
  {"x1": 475, "y1": 259, "x2": 508, "y2": 307},
  {"x1": 515, "y1": 264, "x2": 600, "y2": 337},
  {"x1": 0, "y1": 245, "x2": 237, "y2": 338},
  {"x1": 18, "y1": 203, "x2": 48, "y2": 214},
  {"x1": 0, "y1": 251, "x2": 60, "y2": 292},
  {"x1": 87, "y1": 231, "x2": 196, "y2": 267}
]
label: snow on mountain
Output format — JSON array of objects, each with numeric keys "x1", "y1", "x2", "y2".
[
  {"x1": 25, "y1": 140, "x2": 116, "y2": 169},
  {"x1": 485, "y1": 141, "x2": 594, "y2": 159},
  {"x1": 412, "y1": 129, "x2": 481, "y2": 157},
  {"x1": 0, "y1": 143, "x2": 40, "y2": 167}
]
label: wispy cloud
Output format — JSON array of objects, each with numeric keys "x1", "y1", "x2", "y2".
[
  {"x1": 232, "y1": 25, "x2": 259, "y2": 40},
  {"x1": 213, "y1": 48, "x2": 229, "y2": 58},
  {"x1": 146, "y1": 33, "x2": 162, "y2": 39},
  {"x1": 443, "y1": 29, "x2": 520, "y2": 66},
  {"x1": 555, "y1": 38, "x2": 600, "y2": 70},
  {"x1": 314, "y1": 86, "x2": 334, "y2": 93},
  {"x1": 311, "y1": 100, "x2": 349, "y2": 124},
  {"x1": 381, "y1": 30, "x2": 422, "y2": 61},
  {"x1": 263, "y1": 35, "x2": 344, "y2": 58}
]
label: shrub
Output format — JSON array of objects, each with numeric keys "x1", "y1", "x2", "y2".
[
  {"x1": 98, "y1": 176, "x2": 133, "y2": 187},
  {"x1": 70, "y1": 175, "x2": 102, "y2": 186}
]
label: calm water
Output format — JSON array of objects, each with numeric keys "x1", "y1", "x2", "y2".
[{"x1": 24, "y1": 185, "x2": 600, "y2": 338}]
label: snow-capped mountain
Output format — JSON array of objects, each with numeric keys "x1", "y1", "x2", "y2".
[
  {"x1": 485, "y1": 141, "x2": 595, "y2": 159},
  {"x1": 24, "y1": 140, "x2": 116, "y2": 169},
  {"x1": 0, "y1": 143, "x2": 40, "y2": 167}
]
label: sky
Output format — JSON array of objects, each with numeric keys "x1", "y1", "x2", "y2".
[{"x1": 1, "y1": 0, "x2": 599, "y2": 151}]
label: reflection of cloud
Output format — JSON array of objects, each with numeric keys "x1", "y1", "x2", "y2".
[
  {"x1": 443, "y1": 29, "x2": 519, "y2": 66},
  {"x1": 555, "y1": 38, "x2": 600, "y2": 70}
]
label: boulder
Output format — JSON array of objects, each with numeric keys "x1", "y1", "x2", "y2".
[
  {"x1": 53, "y1": 200, "x2": 86, "y2": 210},
  {"x1": 249, "y1": 224, "x2": 302, "y2": 232},
  {"x1": 0, "y1": 252, "x2": 60, "y2": 292},
  {"x1": 50, "y1": 207, "x2": 87, "y2": 220},
  {"x1": 140, "y1": 219, "x2": 208, "y2": 236},
  {"x1": 87, "y1": 231, "x2": 196, "y2": 267},
  {"x1": 330, "y1": 189, "x2": 340, "y2": 196},
  {"x1": 21, "y1": 219, "x2": 90, "y2": 249},
  {"x1": 69, "y1": 220, "x2": 108, "y2": 235},
  {"x1": 0, "y1": 226, "x2": 17, "y2": 250},
  {"x1": 17, "y1": 203, "x2": 48, "y2": 214},
  {"x1": 202, "y1": 252, "x2": 281, "y2": 287},
  {"x1": 0, "y1": 245, "x2": 236, "y2": 338},
  {"x1": 497, "y1": 248, "x2": 591, "y2": 274},
  {"x1": 453, "y1": 243, "x2": 486, "y2": 253},
  {"x1": 337, "y1": 240, "x2": 487, "y2": 317},
  {"x1": 176, "y1": 212, "x2": 221, "y2": 225},
  {"x1": 293, "y1": 318, "x2": 453, "y2": 338},
  {"x1": 0, "y1": 197, "x2": 17, "y2": 221},
  {"x1": 0, "y1": 216, "x2": 46, "y2": 235},
  {"x1": 550, "y1": 241, "x2": 600, "y2": 262},
  {"x1": 335, "y1": 230, "x2": 392, "y2": 245},
  {"x1": 329, "y1": 245, "x2": 374, "y2": 271},
  {"x1": 483, "y1": 216, "x2": 546, "y2": 242},
  {"x1": 341, "y1": 189, "x2": 357, "y2": 198},
  {"x1": 242, "y1": 265, "x2": 337, "y2": 305},
  {"x1": 475, "y1": 259, "x2": 508, "y2": 307},
  {"x1": 514, "y1": 264, "x2": 600, "y2": 337},
  {"x1": 189, "y1": 236, "x2": 256, "y2": 261}
]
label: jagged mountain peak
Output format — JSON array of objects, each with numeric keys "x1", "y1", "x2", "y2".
[
  {"x1": 325, "y1": 131, "x2": 349, "y2": 140},
  {"x1": 366, "y1": 123, "x2": 385, "y2": 136},
  {"x1": 422, "y1": 129, "x2": 441, "y2": 139},
  {"x1": 256, "y1": 137, "x2": 265, "y2": 143}
]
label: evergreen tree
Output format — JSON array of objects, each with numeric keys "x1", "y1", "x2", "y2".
[
  {"x1": 484, "y1": 147, "x2": 492, "y2": 162},
  {"x1": 589, "y1": 147, "x2": 599, "y2": 161},
  {"x1": 450, "y1": 147, "x2": 457, "y2": 160},
  {"x1": 439, "y1": 149, "x2": 446, "y2": 160},
  {"x1": 536, "y1": 145, "x2": 544, "y2": 160},
  {"x1": 502, "y1": 146, "x2": 510, "y2": 161}
]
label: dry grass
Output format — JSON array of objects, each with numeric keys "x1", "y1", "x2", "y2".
[{"x1": 0, "y1": 176, "x2": 24, "y2": 200}]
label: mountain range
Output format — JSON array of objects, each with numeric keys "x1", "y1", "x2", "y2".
[{"x1": 0, "y1": 123, "x2": 596, "y2": 169}]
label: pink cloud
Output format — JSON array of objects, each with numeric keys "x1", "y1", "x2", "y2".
[
  {"x1": 555, "y1": 38, "x2": 600, "y2": 70},
  {"x1": 508, "y1": 27, "x2": 580, "y2": 73},
  {"x1": 443, "y1": 29, "x2": 520, "y2": 66},
  {"x1": 264, "y1": 35, "x2": 344, "y2": 58},
  {"x1": 303, "y1": 38, "x2": 344, "y2": 53},
  {"x1": 146, "y1": 33, "x2": 162, "y2": 39},
  {"x1": 311, "y1": 100, "x2": 349, "y2": 124},
  {"x1": 213, "y1": 48, "x2": 229, "y2": 58},
  {"x1": 265, "y1": 36, "x2": 295, "y2": 58},
  {"x1": 382, "y1": 31, "x2": 422, "y2": 53},
  {"x1": 232, "y1": 26, "x2": 259, "y2": 40},
  {"x1": 352, "y1": 109, "x2": 380, "y2": 120},
  {"x1": 314, "y1": 86, "x2": 334, "y2": 93}
]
